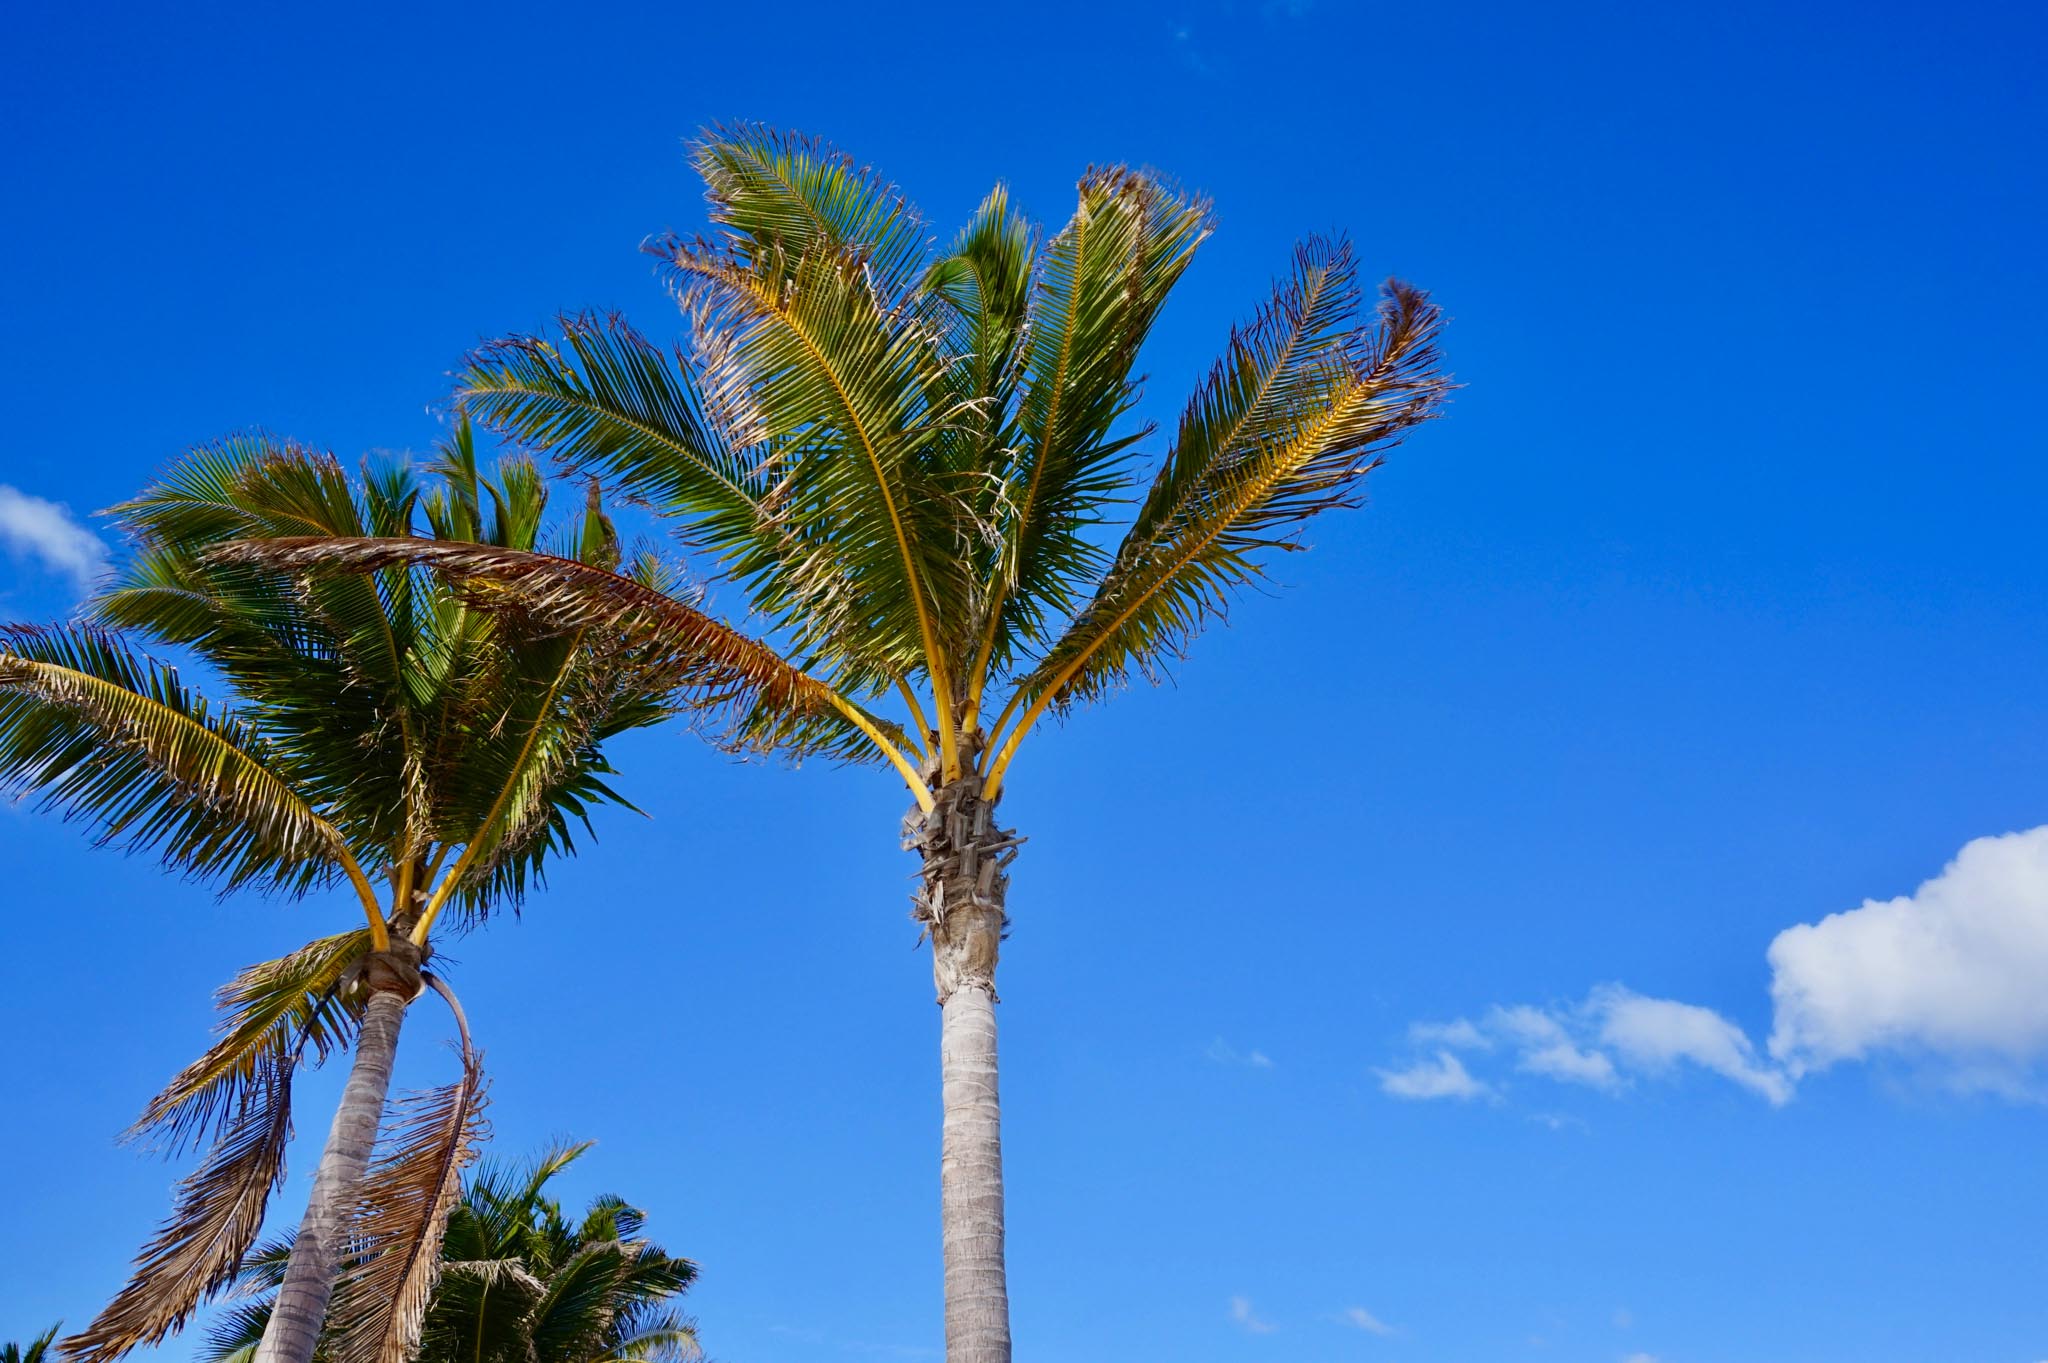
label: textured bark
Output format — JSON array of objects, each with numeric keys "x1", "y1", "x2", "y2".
[
  {"x1": 253, "y1": 943, "x2": 421, "y2": 1363},
  {"x1": 939, "y1": 979, "x2": 1008, "y2": 1363},
  {"x1": 906, "y1": 770, "x2": 1017, "y2": 1363}
]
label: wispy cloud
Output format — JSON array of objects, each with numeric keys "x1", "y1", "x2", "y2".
[
  {"x1": 0, "y1": 485, "x2": 108, "y2": 594},
  {"x1": 1340, "y1": 1305, "x2": 1396, "y2": 1336},
  {"x1": 1389, "y1": 988, "x2": 1790, "y2": 1106},
  {"x1": 1409, "y1": 1016, "x2": 1492, "y2": 1049},
  {"x1": 1169, "y1": 24, "x2": 1214, "y2": 77},
  {"x1": 1376, "y1": 1050, "x2": 1495, "y2": 1101},
  {"x1": 1229, "y1": 1295, "x2": 1276, "y2": 1335},
  {"x1": 1206, "y1": 1037, "x2": 1274, "y2": 1069},
  {"x1": 1597, "y1": 986, "x2": 1791, "y2": 1104}
]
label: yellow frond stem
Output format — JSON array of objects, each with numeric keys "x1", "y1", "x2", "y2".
[
  {"x1": 394, "y1": 855, "x2": 415, "y2": 928},
  {"x1": 892, "y1": 677, "x2": 933, "y2": 758},
  {"x1": 978, "y1": 687, "x2": 1028, "y2": 775},
  {"x1": 980, "y1": 690, "x2": 1049, "y2": 804},
  {"x1": 829, "y1": 692, "x2": 935, "y2": 812},
  {"x1": 336, "y1": 845, "x2": 390, "y2": 952}
]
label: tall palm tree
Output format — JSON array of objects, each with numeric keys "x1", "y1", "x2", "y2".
[
  {"x1": 228, "y1": 126, "x2": 1451, "y2": 1363},
  {"x1": 205, "y1": 1141, "x2": 701, "y2": 1363},
  {"x1": 0, "y1": 429, "x2": 793, "y2": 1363}
]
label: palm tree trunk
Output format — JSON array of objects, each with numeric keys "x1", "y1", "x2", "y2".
[
  {"x1": 939, "y1": 976, "x2": 1009, "y2": 1363},
  {"x1": 908, "y1": 773, "x2": 1015, "y2": 1363},
  {"x1": 254, "y1": 947, "x2": 420, "y2": 1363}
]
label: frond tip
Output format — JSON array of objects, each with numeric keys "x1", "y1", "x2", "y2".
[
  {"x1": 0, "y1": 626, "x2": 347, "y2": 895},
  {"x1": 61, "y1": 1057, "x2": 294, "y2": 1363}
]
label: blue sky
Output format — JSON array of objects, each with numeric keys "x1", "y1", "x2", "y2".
[{"x1": 3, "y1": 2, "x2": 2045, "y2": 1361}]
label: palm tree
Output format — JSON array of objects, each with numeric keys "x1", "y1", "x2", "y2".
[
  {"x1": 1, "y1": 1325, "x2": 61, "y2": 1363},
  {"x1": 226, "y1": 126, "x2": 1451, "y2": 1363},
  {"x1": 0, "y1": 429, "x2": 790, "y2": 1363},
  {"x1": 205, "y1": 1142, "x2": 701, "y2": 1363}
]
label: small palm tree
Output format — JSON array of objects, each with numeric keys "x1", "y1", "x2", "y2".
[
  {"x1": 205, "y1": 1142, "x2": 701, "y2": 1363},
  {"x1": 0, "y1": 430, "x2": 782, "y2": 1363},
  {"x1": 226, "y1": 127, "x2": 1450, "y2": 1363},
  {"x1": 1, "y1": 1326, "x2": 61, "y2": 1363}
]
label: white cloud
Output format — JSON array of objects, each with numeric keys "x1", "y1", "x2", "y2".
[
  {"x1": 1594, "y1": 986, "x2": 1793, "y2": 1105},
  {"x1": 1382, "y1": 992, "x2": 1790, "y2": 1105},
  {"x1": 1228, "y1": 1295, "x2": 1275, "y2": 1334},
  {"x1": 1768, "y1": 826, "x2": 2048, "y2": 1081},
  {"x1": 0, "y1": 485, "x2": 108, "y2": 593},
  {"x1": 1382, "y1": 824, "x2": 2048, "y2": 1107},
  {"x1": 1491, "y1": 1003, "x2": 1622, "y2": 1089},
  {"x1": 1206, "y1": 1037, "x2": 1274, "y2": 1069},
  {"x1": 1622, "y1": 1353, "x2": 1661, "y2": 1363},
  {"x1": 1409, "y1": 1017, "x2": 1491, "y2": 1050},
  {"x1": 1340, "y1": 1305, "x2": 1395, "y2": 1336},
  {"x1": 1377, "y1": 1050, "x2": 1494, "y2": 1101}
]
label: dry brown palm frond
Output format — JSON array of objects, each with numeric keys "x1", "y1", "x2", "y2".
[
  {"x1": 130, "y1": 930, "x2": 372, "y2": 1156},
  {"x1": 205, "y1": 538, "x2": 836, "y2": 723},
  {"x1": 61, "y1": 1056, "x2": 293, "y2": 1363},
  {"x1": 325, "y1": 977, "x2": 487, "y2": 1363}
]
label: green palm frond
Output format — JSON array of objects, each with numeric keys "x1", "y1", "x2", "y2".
[
  {"x1": 574, "y1": 1194, "x2": 646, "y2": 1245},
  {"x1": 587, "y1": 1308, "x2": 702, "y2": 1363},
  {"x1": 1, "y1": 1324, "x2": 63, "y2": 1363},
  {"x1": 93, "y1": 443, "x2": 422, "y2": 858},
  {"x1": 526, "y1": 1242, "x2": 632, "y2": 1363},
  {"x1": 108, "y1": 437, "x2": 412, "y2": 695},
  {"x1": 61, "y1": 1055, "x2": 294, "y2": 1363},
  {"x1": 990, "y1": 251, "x2": 1448, "y2": 780},
  {"x1": 650, "y1": 234, "x2": 976, "y2": 694},
  {"x1": 418, "y1": 1258, "x2": 544, "y2": 1363},
  {"x1": 132, "y1": 930, "x2": 373, "y2": 1156},
  {"x1": 980, "y1": 170, "x2": 1213, "y2": 675},
  {"x1": 923, "y1": 184, "x2": 1035, "y2": 422},
  {"x1": 0, "y1": 626, "x2": 350, "y2": 896},
  {"x1": 327, "y1": 1047, "x2": 488, "y2": 1363},
  {"x1": 457, "y1": 315, "x2": 794, "y2": 573},
  {"x1": 694, "y1": 123, "x2": 929, "y2": 305},
  {"x1": 196, "y1": 1299, "x2": 269, "y2": 1363}
]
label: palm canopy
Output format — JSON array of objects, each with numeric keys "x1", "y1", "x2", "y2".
[
  {"x1": 233, "y1": 128, "x2": 1449, "y2": 809},
  {"x1": 1, "y1": 424, "x2": 689, "y2": 945},
  {"x1": 206, "y1": 1141, "x2": 701, "y2": 1363},
  {"x1": 364, "y1": 125, "x2": 1452, "y2": 808},
  {"x1": 0, "y1": 430, "x2": 699, "y2": 1363}
]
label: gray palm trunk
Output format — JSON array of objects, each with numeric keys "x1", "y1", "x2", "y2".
[
  {"x1": 909, "y1": 768, "x2": 1018, "y2": 1363},
  {"x1": 253, "y1": 947, "x2": 418, "y2": 1363}
]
